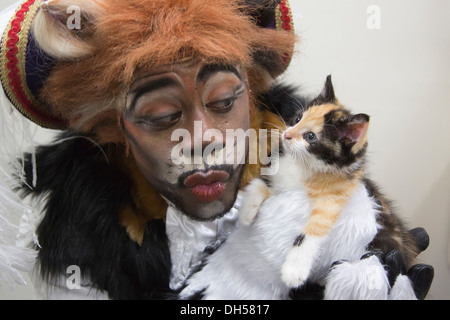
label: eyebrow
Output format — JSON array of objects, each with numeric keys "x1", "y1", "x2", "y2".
[
  {"x1": 196, "y1": 64, "x2": 243, "y2": 85},
  {"x1": 128, "y1": 77, "x2": 177, "y2": 113}
]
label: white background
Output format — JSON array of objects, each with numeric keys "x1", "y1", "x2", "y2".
[
  {"x1": 1, "y1": 0, "x2": 449, "y2": 300},
  {"x1": 284, "y1": 0, "x2": 450, "y2": 300}
]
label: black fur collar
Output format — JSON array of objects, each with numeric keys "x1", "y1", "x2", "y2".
[{"x1": 20, "y1": 132, "x2": 173, "y2": 299}]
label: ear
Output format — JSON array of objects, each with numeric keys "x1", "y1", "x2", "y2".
[
  {"x1": 32, "y1": 0, "x2": 100, "y2": 59},
  {"x1": 339, "y1": 113, "x2": 370, "y2": 146},
  {"x1": 310, "y1": 75, "x2": 336, "y2": 106}
]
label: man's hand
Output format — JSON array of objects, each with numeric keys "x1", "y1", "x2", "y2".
[
  {"x1": 324, "y1": 228, "x2": 434, "y2": 300},
  {"x1": 384, "y1": 227, "x2": 434, "y2": 300}
]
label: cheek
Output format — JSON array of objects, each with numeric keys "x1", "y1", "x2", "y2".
[
  {"x1": 226, "y1": 99, "x2": 251, "y2": 162},
  {"x1": 283, "y1": 136, "x2": 308, "y2": 154},
  {"x1": 296, "y1": 139, "x2": 308, "y2": 151},
  {"x1": 123, "y1": 120, "x2": 177, "y2": 182},
  {"x1": 226, "y1": 95, "x2": 250, "y2": 130}
]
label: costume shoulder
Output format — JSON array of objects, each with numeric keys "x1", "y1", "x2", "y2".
[{"x1": 20, "y1": 132, "x2": 173, "y2": 299}]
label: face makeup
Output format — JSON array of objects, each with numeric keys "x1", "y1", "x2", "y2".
[{"x1": 123, "y1": 60, "x2": 250, "y2": 220}]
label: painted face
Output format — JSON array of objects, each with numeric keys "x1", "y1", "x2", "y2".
[{"x1": 123, "y1": 60, "x2": 251, "y2": 221}]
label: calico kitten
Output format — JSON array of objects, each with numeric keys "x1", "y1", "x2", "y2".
[
  {"x1": 179, "y1": 77, "x2": 422, "y2": 299},
  {"x1": 239, "y1": 75, "x2": 420, "y2": 288}
]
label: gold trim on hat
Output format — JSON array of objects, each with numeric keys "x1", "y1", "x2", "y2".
[{"x1": 0, "y1": 0, "x2": 65, "y2": 129}]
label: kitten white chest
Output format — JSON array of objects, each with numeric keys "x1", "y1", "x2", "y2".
[{"x1": 271, "y1": 153, "x2": 311, "y2": 191}]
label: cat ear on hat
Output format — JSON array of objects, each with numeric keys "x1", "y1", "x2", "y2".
[
  {"x1": 0, "y1": 0, "x2": 100, "y2": 129},
  {"x1": 33, "y1": 0, "x2": 100, "y2": 60}
]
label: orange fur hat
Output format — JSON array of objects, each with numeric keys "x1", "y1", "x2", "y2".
[{"x1": 1, "y1": 0, "x2": 295, "y2": 143}]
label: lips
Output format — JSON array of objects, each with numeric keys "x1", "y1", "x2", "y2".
[{"x1": 184, "y1": 170, "x2": 230, "y2": 202}]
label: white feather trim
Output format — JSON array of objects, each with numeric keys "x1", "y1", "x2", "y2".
[
  {"x1": 0, "y1": 2, "x2": 57, "y2": 287},
  {"x1": 0, "y1": 123, "x2": 37, "y2": 287}
]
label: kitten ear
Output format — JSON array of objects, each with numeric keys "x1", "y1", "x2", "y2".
[
  {"x1": 321, "y1": 75, "x2": 336, "y2": 102},
  {"x1": 339, "y1": 114, "x2": 370, "y2": 146},
  {"x1": 311, "y1": 75, "x2": 336, "y2": 106}
]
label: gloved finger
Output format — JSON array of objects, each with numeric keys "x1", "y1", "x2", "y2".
[
  {"x1": 384, "y1": 250, "x2": 406, "y2": 288},
  {"x1": 331, "y1": 249, "x2": 383, "y2": 270},
  {"x1": 360, "y1": 250, "x2": 383, "y2": 262},
  {"x1": 290, "y1": 282, "x2": 325, "y2": 300},
  {"x1": 407, "y1": 264, "x2": 434, "y2": 300},
  {"x1": 409, "y1": 227, "x2": 430, "y2": 253},
  {"x1": 329, "y1": 259, "x2": 348, "y2": 270}
]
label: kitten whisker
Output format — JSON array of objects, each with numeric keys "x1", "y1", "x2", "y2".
[
  {"x1": 280, "y1": 86, "x2": 307, "y2": 112},
  {"x1": 262, "y1": 121, "x2": 287, "y2": 132}
]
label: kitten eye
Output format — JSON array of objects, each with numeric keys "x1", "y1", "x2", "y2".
[
  {"x1": 304, "y1": 131, "x2": 317, "y2": 143},
  {"x1": 292, "y1": 110, "x2": 304, "y2": 124}
]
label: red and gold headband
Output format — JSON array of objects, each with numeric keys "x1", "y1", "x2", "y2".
[{"x1": 0, "y1": 0, "x2": 66, "y2": 129}]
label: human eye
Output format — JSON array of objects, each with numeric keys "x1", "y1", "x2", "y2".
[
  {"x1": 135, "y1": 110, "x2": 182, "y2": 129},
  {"x1": 206, "y1": 96, "x2": 237, "y2": 112},
  {"x1": 205, "y1": 84, "x2": 245, "y2": 113},
  {"x1": 131, "y1": 94, "x2": 182, "y2": 130}
]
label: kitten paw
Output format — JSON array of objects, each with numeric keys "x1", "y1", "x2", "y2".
[
  {"x1": 281, "y1": 244, "x2": 318, "y2": 288},
  {"x1": 238, "y1": 201, "x2": 260, "y2": 226},
  {"x1": 238, "y1": 179, "x2": 269, "y2": 226}
]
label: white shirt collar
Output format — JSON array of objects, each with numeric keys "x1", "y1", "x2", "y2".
[{"x1": 165, "y1": 193, "x2": 241, "y2": 290}]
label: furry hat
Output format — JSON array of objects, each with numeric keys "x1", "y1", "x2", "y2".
[{"x1": 0, "y1": 0, "x2": 295, "y2": 143}]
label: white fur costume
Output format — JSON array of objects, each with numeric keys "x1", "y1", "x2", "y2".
[{"x1": 179, "y1": 153, "x2": 417, "y2": 300}]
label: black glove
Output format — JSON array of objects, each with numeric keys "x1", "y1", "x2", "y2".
[
  {"x1": 361, "y1": 227, "x2": 433, "y2": 299},
  {"x1": 383, "y1": 227, "x2": 434, "y2": 300},
  {"x1": 291, "y1": 227, "x2": 434, "y2": 300}
]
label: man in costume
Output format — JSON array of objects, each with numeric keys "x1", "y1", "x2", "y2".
[{"x1": 0, "y1": 0, "x2": 433, "y2": 299}]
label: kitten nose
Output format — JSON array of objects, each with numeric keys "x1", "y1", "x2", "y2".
[{"x1": 284, "y1": 131, "x2": 292, "y2": 140}]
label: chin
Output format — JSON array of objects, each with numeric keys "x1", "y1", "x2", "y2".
[
  {"x1": 187, "y1": 201, "x2": 228, "y2": 222},
  {"x1": 177, "y1": 183, "x2": 240, "y2": 221},
  {"x1": 167, "y1": 180, "x2": 241, "y2": 222}
]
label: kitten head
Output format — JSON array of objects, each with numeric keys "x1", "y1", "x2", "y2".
[{"x1": 282, "y1": 76, "x2": 369, "y2": 173}]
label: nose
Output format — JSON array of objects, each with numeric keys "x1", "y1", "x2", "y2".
[
  {"x1": 284, "y1": 130, "x2": 293, "y2": 140},
  {"x1": 190, "y1": 111, "x2": 224, "y2": 147},
  {"x1": 192, "y1": 120, "x2": 224, "y2": 151},
  {"x1": 180, "y1": 109, "x2": 225, "y2": 164}
]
